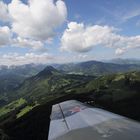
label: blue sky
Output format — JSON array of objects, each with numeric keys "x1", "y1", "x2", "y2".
[{"x1": 0, "y1": 0, "x2": 140, "y2": 65}]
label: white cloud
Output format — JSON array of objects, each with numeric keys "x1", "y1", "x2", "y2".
[
  {"x1": 61, "y1": 22, "x2": 117, "y2": 52},
  {"x1": 0, "y1": 0, "x2": 67, "y2": 51},
  {"x1": 0, "y1": 52, "x2": 54, "y2": 66},
  {"x1": 115, "y1": 48, "x2": 126, "y2": 55},
  {"x1": 0, "y1": 52, "x2": 97, "y2": 66},
  {"x1": 0, "y1": 1, "x2": 11, "y2": 22},
  {"x1": 8, "y1": 0, "x2": 67, "y2": 40},
  {"x1": 61, "y1": 22, "x2": 140, "y2": 55},
  {"x1": 0, "y1": 26, "x2": 46, "y2": 51},
  {"x1": 0, "y1": 26, "x2": 11, "y2": 46},
  {"x1": 12, "y1": 37, "x2": 46, "y2": 51}
]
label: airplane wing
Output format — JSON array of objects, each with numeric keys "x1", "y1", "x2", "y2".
[{"x1": 48, "y1": 100, "x2": 140, "y2": 140}]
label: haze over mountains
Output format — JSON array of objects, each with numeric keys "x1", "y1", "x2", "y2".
[{"x1": 106, "y1": 58, "x2": 140, "y2": 65}]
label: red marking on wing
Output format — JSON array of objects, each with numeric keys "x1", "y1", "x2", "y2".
[{"x1": 70, "y1": 106, "x2": 81, "y2": 113}]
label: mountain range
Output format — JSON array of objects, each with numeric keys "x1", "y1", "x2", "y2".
[
  {"x1": 55, "y1": 60, "x2": 140, "y2": 75},
  {"x1": 1, "y1": 60, "x2": 140, "y2": 105}
]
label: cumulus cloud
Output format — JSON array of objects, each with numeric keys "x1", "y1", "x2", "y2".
[
  {"x1": 0, "y1": 26, "x2": 11, "y2": 46},
  {"x1": 61, "y1": 22, "x2": 140, "y2": 55},
  {"x1": 0, "y1": 26, "x2": 46, "y2": 51},
  {"x1": 0, "y1": 53, "x2": 54, "y2": 66},
  {"x1": 0, "y1": 0, "x2": 67, "y2": 51},
  {"x1": 8, "y1": 0, "x2": 67, "y2": 40},
  {"x1": 12, "y1": 37, "x2": 46, "y2": 51},
  {"x1": 0, "y1": 1, "x2": 11, "y2": 22},
  {"x1": 115, "y1": 48, "x2": 126, "y2": 55},
  {"x1": 61, "y1": 22, "x2": 116, "y2": 52}
]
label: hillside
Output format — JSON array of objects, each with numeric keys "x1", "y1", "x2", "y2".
[
  {"x1": 55, "y1": 60, "x2": 140, "y2": 75},
  {"x1": 0, "y1": 66, "x2": 94, "y2": 123},
  {"x1": 0, "y1": 64, "x2": 46, "y2": 106},
  {"x1": 13, "y1": 66, "x2": 94, "y2": 103},
  {"x1": 83, "y1": 71, "x2": 140, "y2": 120},
  {"x1": 1, "y1": 71, "x2": 140, "y2": 140}
]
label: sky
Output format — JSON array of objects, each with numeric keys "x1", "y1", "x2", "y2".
[{"x1": 0, "y1": 0, "x2": 140, "y2": 65}]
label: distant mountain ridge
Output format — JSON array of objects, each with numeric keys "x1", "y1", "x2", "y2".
[
  {"x1": 55, "y1": 60, "x2": 140, "y2": 76},
  {"x1": 106, "y1": 58, "x2": 140, "y2": 65}
]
